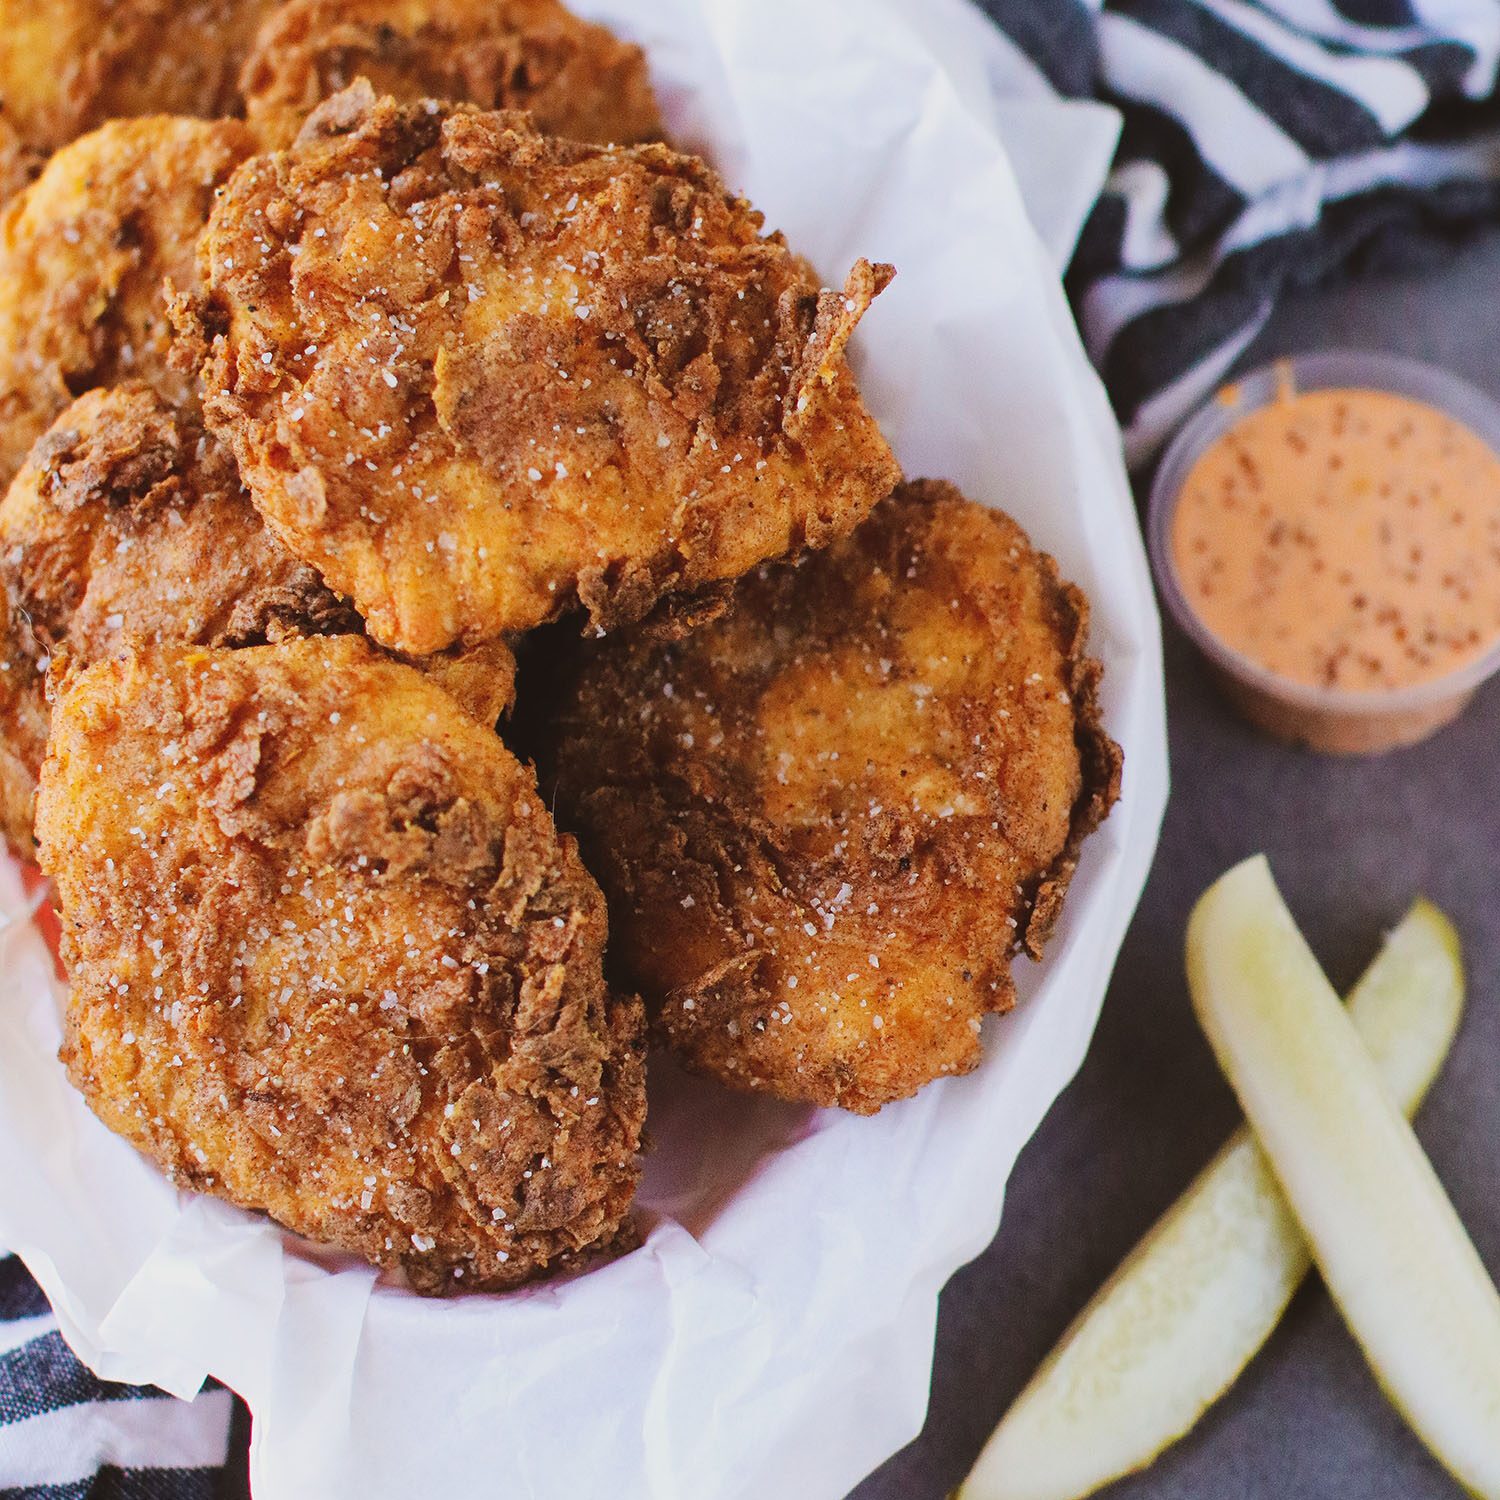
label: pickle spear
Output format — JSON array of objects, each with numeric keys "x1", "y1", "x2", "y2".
[
  {"x1": 1188, "y1": 856, "x2": 1499, "y2": 1497},
  {"x1": 960, "y1": 885, "x2": 1464, "y2": 1500}
]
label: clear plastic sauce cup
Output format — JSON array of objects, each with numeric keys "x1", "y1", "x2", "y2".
[{"x1": 1148, "y1": 350, "x2": 1500, "y2": 755}]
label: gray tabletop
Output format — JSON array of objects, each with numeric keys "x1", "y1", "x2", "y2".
[{"x1": 852, "y1": 231, "x2": 1500, "y2": 1499}]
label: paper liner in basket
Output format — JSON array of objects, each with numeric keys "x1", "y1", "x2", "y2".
[{"x1": 0, "y1": 1, "x2": 1167, "y2": 1495}]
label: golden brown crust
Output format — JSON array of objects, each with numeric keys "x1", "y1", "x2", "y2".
[
  {"x1": 0, "y1": 383, "x2": 356, "y2": 856},
  {"x1": 409, "y1": 635, "x2": 518, "y2": 729},
  {"x1": 190, "y1": 85, "x2": 900, "y2": 654},
  {"x1": 541, "y1": 480, "x2": 1121, "y2": 1114},
  {"x1": 0, "y1": 383, "x2": 519, "y2": 856},
  {"x1": 0, "y1": 117, "x2": 257, "y2": 494},
  {"x1": 38, "y1": 635, "x2": 646, "y2": 1292},
  {"x1": 0, "y1": 583, "x2": 49, "y2": 856},
  {"x1": 241, "y1": 0, "x2": 661, "y2": 149},
  {"x1": 3, "y1": 385, "x2": 359, "y2": 657},
  {"x1": 0, "y1": 0, "x2": 276, "y2": 203},
  {"x1": 1016, "y1": 569, "x2": 1121, "y2": 960}
]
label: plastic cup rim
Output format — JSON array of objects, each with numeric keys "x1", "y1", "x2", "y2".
[{"x1": 1146, "y1": 347, "x2": 1500, "y2": 718}]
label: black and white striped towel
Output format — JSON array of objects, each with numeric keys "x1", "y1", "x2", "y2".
[
  {"x1": 0, "y1": 1254, "x2": 231, "y2": 1498},
  {"x1": 979, "y1": 0, "x2": 1500, "y2": 466}
]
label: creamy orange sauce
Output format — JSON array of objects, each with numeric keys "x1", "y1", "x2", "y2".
[{"x1": 1172, "y1": 387, "x2": 1500, "y2": 692}]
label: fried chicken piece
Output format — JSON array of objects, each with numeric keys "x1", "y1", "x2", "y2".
[
  {"x1": 540, "y1": 480, "x2": 1122, "y2": 1114},
  {"x1": 0, "y1": 0, "x2": 275, "y2": 202},
  {"x1": 0, "y1": 116, "x2": 256, "y2": 492},
  {"x1": 241, "y1": 0, "x2": 661, "y2": 150},
  {"x1": 38, "y1": 635, "x2": 645, "y2": 1292},
  {"x1": 0, "y1": 383, "x2": 515, "y2": 856},
  {"x1": 190, "y1": 85, "x2": 900, "y2": 655}
]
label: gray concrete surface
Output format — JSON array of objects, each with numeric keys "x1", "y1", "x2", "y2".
[{"x1": 851, "y1": 231, "x2": 1500, "y2": 1500}]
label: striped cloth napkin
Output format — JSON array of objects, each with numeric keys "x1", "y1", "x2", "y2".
[
  {"x1": 984, "y1": 0, "x2": 1500, "y2": 466},
  {"x1": 10, "y1": 2, "x2": 1500, "y2": 1496},
  {"x1": 0, "y1": 1255, "x2": 231, "y2": 1497}
]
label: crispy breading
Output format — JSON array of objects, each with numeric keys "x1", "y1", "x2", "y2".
[
  {"x1": 2, "y1": 386, "x2": 357, "y2": 661},
  {"x1": 0, "y1": 582, "x2": 48, "y2": 856},
  {"x1": 241, "y1": 0, "x2": 661, "y2": 149},
  {"x1": 38, "y1": 635, "x2": 646, "y2": 1292},
  {"x1": 0, "y1": 117, "x2": 256, "y2": 492},
  {"x1": 189, "y1": 85, "x2": 900, "y2": 654},
  {"x1": 0, "y1": 0, "x2": 275, "y2": 202},
  {"x1": 0, "y1": 383, "x2": 353, "y2": 856},
  {"x1": 415, "y1": 634, "x2": 517, "y2": 727},
  {"x1": 0, "y1": 383, "x2": 517, "y2": 856},
  {"x1": 540, "y1": 480, "x2": 1122, "y2": 1114}
]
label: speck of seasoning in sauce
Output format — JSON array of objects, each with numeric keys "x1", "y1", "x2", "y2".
[{"x1": 1171, "y1": 387, "x2": 1500, "y2": 692}]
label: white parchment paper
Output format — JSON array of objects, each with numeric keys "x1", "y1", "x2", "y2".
[{"x1": 0, "y1": 2, "x2": 1167, "y2": 1495}]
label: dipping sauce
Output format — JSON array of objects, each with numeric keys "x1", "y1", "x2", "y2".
[{"x1": 1171, "y1": 386, "x2": 1500, "y2": 694}]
